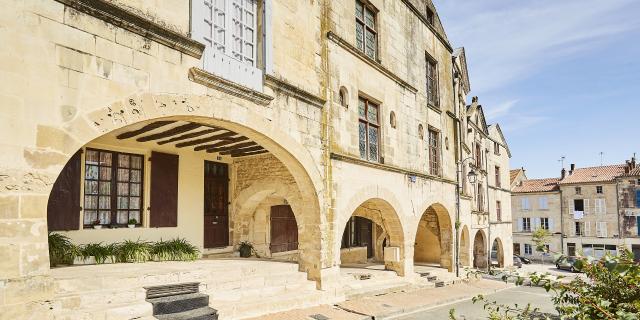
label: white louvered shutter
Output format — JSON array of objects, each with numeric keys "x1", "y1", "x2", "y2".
[
  {"x1": 569, "y1": 199, "x2": 575, "y2": 216},
  {"x1": 517, "y1": 218, "x2": 523, "y2": 232},
  {"x1": 584, "y1": 199, "x2": 589, "y2": 215},
  {"x1": 585, "y1": 221, "x2": 591, "y2": 236},
  {"x1": 601, "y1": 199, "x2": 606, "y2": 214},
  {"x1": 549, "y1": 218, "x2": 554, "y2": 232},
  {"x1": 533, "y1": 217, "x2": 540, "y2": 230}
]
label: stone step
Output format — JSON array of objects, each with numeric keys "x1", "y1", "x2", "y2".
[
  {"x1": 213, "y1": 287, "x2": 327, "y2": 320},
  {"x1": 155, "y1": 306, "x2": 218, "y2": 320},
  {"x1": 149, "y1": 293, "x2": 210, "y2": 315},
  {"x1": 50, "y1": 301, "x2": 153, "y2": 320}
]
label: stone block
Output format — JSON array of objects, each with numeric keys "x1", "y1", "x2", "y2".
[
  {"x1": 0, "y1": 196, "x2": 19, "y2": 219},
  {"x1": 95, "y1": 37, "x2": 133, "y2": 67},
  {"x1": 39, "y1": 15, "x2": 96, "y2": 55},
  {"x1": 114, "y1": 28, "x2": 158, "y2": 56},
  {"x1": 0, "y1": 220, "x2": 47, "y2": 243},
  {"x1": 20, "y1": 243, "x2": 50, "y2": 277},
  {"x1": 0, "y1": 244, "x2": 20, "y2": 280},
  {"x1": 35, "y1": 125, "x2": 79, "y2": 154},
  {"x1": 63, "y1": 7, "x2": 116, "y2": 42},
  {"x1": 56, "y1": 46, "x2": 85, "y2": 73},
  {"x1": 2, "y1": 275, "x2": 53, "y2": 305},
  {"x1": 24, "y1": 0, "x2": 65, "y2": 23}
]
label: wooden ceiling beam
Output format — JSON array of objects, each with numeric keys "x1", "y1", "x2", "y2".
[
  {"x1": 175, "y1": 131, "x2": 237, "y2": 148},
  {"x1": 157, "y1": 128, "x2": 218, "y2": 145},
  {"x1": 116, "y1": 121, "x2": 175, "y2": 140},
  {"x1": 206, "y1": 141, "x2": 258, "y2": 153},
  {"x1": 230, "y1": 149, "x2": 269, "y2": 157},
  {"x1": 193, "y1": 136, "x2": 248, "y2": 151},
  {"x1": 221, "y1": 145, "x2": 264, "y2": 155},
  {"x1": 136, "y1": 123, "x2": 201, "y2": 142}
]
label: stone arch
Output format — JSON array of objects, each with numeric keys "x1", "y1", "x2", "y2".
[
  {"x1": 459, "y1": 225, "x2": 470, "y2": 267},
  {"x1": 492, "y1": 237, "x2": 505, "y2": 268},
  {"x1": 44, "y1": 93, "x2": 325, "y2": 280},
  {"x1": 336, "y1": 188, "x2": 406, "y2": 276},
  {"x1": 473, "y1": 229, "x2": 487, "y2": 269},
  {"x1": 413, "y1": 203, "x2": 454, "y2": 271},
  {"x1": 231, "y1": 178, "x2": 307, "y2": 261}
]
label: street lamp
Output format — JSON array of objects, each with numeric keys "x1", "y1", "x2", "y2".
[{"x1": 455, "y1": 157, "x2": 478, "y2": 277}]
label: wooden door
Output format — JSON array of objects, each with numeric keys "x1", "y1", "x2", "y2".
[
  {"x1": 356, "y1": 217, "x2": 373, "y2": 258},
  {"x1": 47, "y1": 151, "x2": 82, "y2": 231},
  {"x1": 270, "y1": 205, "x2": 298, "y2": 253},
  {"x1": 204, "y1": 161, "x2": 229, "y2": 248},
  {"x1": 150, "y1": 152, "x2": 179, "y2": 227}
]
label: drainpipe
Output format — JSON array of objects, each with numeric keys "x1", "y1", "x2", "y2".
[
  {"x1": 453, "y1": 65, "x2": 461, "y2": 277},
  {"x1": 559, "y1": 189, "x2": 565, "y2": 255}
]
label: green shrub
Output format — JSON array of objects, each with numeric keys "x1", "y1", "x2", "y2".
[
  {"x1": 115, "y1": 239, "x2": 151, "y2": 263},
  {"x1": 151, "y1": 238, "x2": 199, "y2": 261},
  {"x1": 79, "y1": 243, "x2": 114, "y2": 264},
  {"x1": 48, "y1": 232, "x2": 77, "y2": 267}
]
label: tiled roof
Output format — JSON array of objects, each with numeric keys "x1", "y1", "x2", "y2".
[
  {"x1": 559, "y1": 164, "x2": 627, "y2": 184},
  {"x1": 510, "y1": 169, "x2": 522, "y2": 184},
  {"x1": 513, "y1": 178, "x2": 560, "y2": 193},
  {"x1": 623, "y1": 167, "x2": 640, "y2": 177}
]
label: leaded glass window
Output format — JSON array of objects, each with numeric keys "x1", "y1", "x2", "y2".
[
  {"x1": 358, "y1": 97, "x2": 380, "y2": 162},
  {"x1": 428, "y1": 129, "x2": 440, "y2": 176},
  {"x1": 200, "y1": 0, "x2": 257, "y2": 66},
  {"x1": 355, "y1": 0, "x2": 377, "y2": 59},
  {"x1": 83, "y1": 149, "x2": 144, "y2": 228},
  {"x1": 426, "y1": 58, "x2": 439, "y2": 107}
]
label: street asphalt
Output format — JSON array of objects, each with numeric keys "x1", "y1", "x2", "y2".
[{"x1": 397, "y1": 285, "x2": 557, "y2": 320}]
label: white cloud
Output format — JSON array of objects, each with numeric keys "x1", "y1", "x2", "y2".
[
  {"x1": 434, "y1": 0, "x2": 640, "y2": 95},
  {"x1": 485, "y1": 99, "x2": 518, "y2": 120}
]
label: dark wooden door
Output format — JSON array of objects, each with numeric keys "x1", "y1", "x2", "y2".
[
  {"x1": 356, "y1": 217, "x2": 373, "y2": 258},
  {"x1": 270, "y1": 205, "x2": 298, "y2": 253},
  {"x1": 204, "y1": 161, "x2": 229, "y2": 248},
  {"x1": 150, "y1": 152, "x2": 179, "y2": 227},
  {"x1": 47, "y1": 151, "x2": 82, "y2": 231}
]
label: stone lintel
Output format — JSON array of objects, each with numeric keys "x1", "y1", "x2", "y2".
[
  {"x1": 264, "y1": 75, "x2": 326, "y2": 109},
  {"x1": 188, "y1": 67, "x2": 275, "y2": 106}
]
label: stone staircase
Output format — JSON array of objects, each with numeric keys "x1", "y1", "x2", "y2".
[
  {"x1": 46, "y1": 259, "x2": 330, "y2": 320},
  {"x1": 146, "y1": 283, "x2": 217, "y2": 320},
  {"x1": 341, "y1": 268, "x2": 433, "y2": 300}
]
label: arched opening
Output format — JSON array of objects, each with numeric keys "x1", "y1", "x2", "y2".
[
  {"x1": 337, "y1": 198, "x2": 405, "y2": 276},
  {"x1": 45, "y1": 114, "x2": 322, "y2": 279},
  {"x1": 473, "y1": 230, "x2": 487, "y2": 269},
  {"x1": 459, "y1": 225, "x2": 470, "y2": 267},
  {"x1": 491, "y1": 238, "x2": 505, "y2": 268},
  {"x1": 414, "y1": 204, "x2": 453, "y2": 271}
]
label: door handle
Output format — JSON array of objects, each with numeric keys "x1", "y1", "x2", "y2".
[{"x1": 212, "y1": 221, "x2": 218, "y2": 225}]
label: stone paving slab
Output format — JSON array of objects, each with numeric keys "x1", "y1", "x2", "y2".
[{"x1": 251, "y1": 279, "x2": 513, "y2": 320}]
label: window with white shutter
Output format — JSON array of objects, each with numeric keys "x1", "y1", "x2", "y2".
[
  {"x1": 584, "y1": 199, "x2": 590, "y2": 215},
  {"x1": 584, "y1": 221, "x2": 591, "y2": 236},
  {"x1": 596, "y1": 222, "x2": 607, "y2": 237},
  {"x1": 192, "y1": 0, "x2": 265, "y2": 90},
  {"x1": 594, "y1": 199, "x2": 606, "y2": 214},
  {"x1": 521, "y1": 198, "x2": 530, "y2": 211},
  {"x1": 539, "y1": 196, "x2": 548, "y2": 210}
]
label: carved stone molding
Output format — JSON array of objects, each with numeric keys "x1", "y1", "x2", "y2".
[
  {"x1": 188, "y1": 68, "x2": 274, "y2": 106},
  {"x1": 55, "y1": 0, "x2": 205, "y2": 58},
  {"x1": 265, "y1": 75, "x2": 326, "y2": 109}
]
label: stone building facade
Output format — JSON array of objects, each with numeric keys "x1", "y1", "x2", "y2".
[
  {"x1": 511, "y1": 158, "x2": 640, "y2": 262},
  {"x1": 0, "y1": 0, "x2": 513, "y2": 318},
  {"x1": 511, "y1": 177, "x2": 562, "y2": 262}
]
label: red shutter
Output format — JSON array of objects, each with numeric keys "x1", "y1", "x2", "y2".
[
  {"x1": 47, "y1": 151, "x2": 81, "y2": 231},
  {"x1": 150, "y1": 152, "x2": 179, "y2": 227}
]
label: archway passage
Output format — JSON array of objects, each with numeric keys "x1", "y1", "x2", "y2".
[
  {"x1": 491, "y1": 238, "x2": 505, "y2": 268},
  {"x1": 338, "y1": 198, "x2": 405, "y2": 276},
  {"x1": 459, "y1": 226, "x2": 470, "y2": 267},
  {"x1": 414, "y1": 204, "x2": 454, "y2": 271},
  {"x1": 473, "y1": 230, "x2": 487, "y2": 269},
  {"x1": 46, "y1": 117, "x2": 320, "y2": 277}
]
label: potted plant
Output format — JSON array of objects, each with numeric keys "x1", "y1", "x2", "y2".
[
  {"x1": 238, "y1": 241, "x2": 254, "y2": 258},
  {"x1": 92, "y1": 219, "x2": 102, "y2": 229},
  {"x1": 128, "y1": 218, "x2": 137, "y2": 228}
]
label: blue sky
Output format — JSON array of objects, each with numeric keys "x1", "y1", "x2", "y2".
[{"x1": 434, "y1": 0, "x2": 640, "y2": 179}]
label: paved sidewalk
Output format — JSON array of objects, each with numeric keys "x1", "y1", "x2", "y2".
[{"x1": 248, "y1": 279, "x2": 513, "y2": 320}]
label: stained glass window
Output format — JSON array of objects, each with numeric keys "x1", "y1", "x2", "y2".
[
  {"x1": 358, "y1": 97, "x2": 380, "y2": 162},
  {"x1": 355, "y1": 0, "x2": 377, "y2": 59},
  {"x1": 83, "y1": 149, "x2": 144, "y2": 228}
]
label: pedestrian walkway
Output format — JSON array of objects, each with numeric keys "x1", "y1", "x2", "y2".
[{"x1": 248, "y1": 279, "x2": 513, "y2": 320}]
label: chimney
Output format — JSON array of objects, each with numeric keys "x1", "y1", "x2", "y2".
[
  {"x1": 569, "y1": 163, "x2": 576, "y2": 175},
  {"x1": 472, "y1": 96, "x2": 478, "y2": 103},
  {"x1": 632, "y1": 155, "x2": 637, "y2": 169},
  {"x1": 561, "y1": 168, "x2": 566, "y2": 180}
]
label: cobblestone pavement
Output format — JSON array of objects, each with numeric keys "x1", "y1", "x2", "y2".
[{"x1": 248, "y1": 279, "x2": 512, "y2": 320}]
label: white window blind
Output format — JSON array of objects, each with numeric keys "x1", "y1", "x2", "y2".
[
  {"x1": 584, "y1": 221, "x2": 591, "y2": 237},
  {"x1": 596, "y1": 222, "x2": 607, "y2": 237},
  {"x1": 584, "y1": 199, "x2": 590, "y2": 215},
  {"x1": 594, "y1": 199, "x2": 606, "y2": 214},
  {"x1": 539, "y1": 197, "x2": 548, "y2": 210},
  {"x1": 521, "y1": 198, "x2": 530, "y2": 211}
]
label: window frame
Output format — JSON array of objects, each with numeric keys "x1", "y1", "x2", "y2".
[
  {"x1": 522, "y1": 217, "x2": 531, "y2": 232},
  {"x1": 494, "y1": 141, "x2": 500, "y2": 155},
  {"x1": 355, "y1": 0, "x2": 378, "y2": 60},
  {"x1": 539, "y1": 196, "x2": 549, "y2": 210},
  {"x1": 425, "y1": 55, "x2": 439, "y2": 107},
  {"x1": 575, "y1": 187, "x2": 582, "y2": 195},
  {"x1": 596, "y1": 186, "x2": 603, "y2": 194},
  {"x1": 428, "y1": 127, "x2": 441, "y2": 176},
  {"x1": 358, "y1": 96, "x2": 381, "y2": 162},
  {"x1": 540, "y1": 217, "x2": 549, "y2": 230},
  {"x1": 496, "y1": 200, "x2": 502, "y2": 222},
  {"x1": 83, "y1": 148, "x2": 145, "y2": 228},
  {"x1": 524, "y1": 243, "x2": 532, "y2": 255},
  {"x1": 426, "y1": 6, "x2": 434, "y2": 25},
  {"x1": 495, "y1": 166, "x2": 501, "y2": 187}
]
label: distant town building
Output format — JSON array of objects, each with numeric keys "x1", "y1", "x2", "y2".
[{"x1": 511, "y1": 157, "x2": 640, "y2": 261}]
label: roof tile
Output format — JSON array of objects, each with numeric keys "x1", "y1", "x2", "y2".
[
  {"x1": 559, "y1": 164, "x2": 627, "y2": 184},
  {"x1": 513, "y1": 178, "x2": 560, "y2": 193}
]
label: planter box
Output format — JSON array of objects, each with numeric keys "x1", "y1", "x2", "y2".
[{"x1": 73, "y1": 256, "x2": 116, "y2": 265}]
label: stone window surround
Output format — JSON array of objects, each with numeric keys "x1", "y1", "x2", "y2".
[
  {"x1": 355, "y1": 0, "x2": 379, "y2": 60},
  {"x1": 425, "y1": 52, "x2": 440, "y2": 108},
  {"x1": 357, "y1": 95, "x2": 382, "y2": 163},
  {"x1": 427, "y1": 126, "x2": 441, "y2": 177}
]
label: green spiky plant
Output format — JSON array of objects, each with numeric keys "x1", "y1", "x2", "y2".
[
  {"x1": 79, "y1": 242, "x2": 114, "y2": 264},
  {"x1": 115, "y1": 239, "x2": 151, "y2": 263},
  {"x1": 151, "y1": 238, "x2": 199, "y2": 261},
  {"x1": 48, "y1": 232, "x2": 78, "y2": 267}
]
